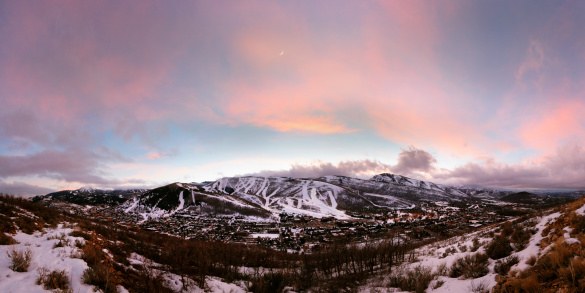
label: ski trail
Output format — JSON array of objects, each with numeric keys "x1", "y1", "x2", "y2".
[
  {"x1": 327, "y1": 190, "x2": 337, "y2": 209},
  {"x1": 243, "y1": 177, "x2": 256, "y2": 193},
  {"x1": 177, "y1": 191, "x2": 184, "y2": 210},
  {"x1": 256, "y1": 177, "x2": 269, "y2": 196},
  {"x1": 302, "y1": 181, "x2": 310, "y2": 201}
]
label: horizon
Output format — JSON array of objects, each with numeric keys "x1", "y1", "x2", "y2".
[{"x1": 2, "y1": 1, "x2": 585, "y2": 195}]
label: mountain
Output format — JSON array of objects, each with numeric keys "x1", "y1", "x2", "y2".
[
  {"x1": 43, "y1": 173, "x2": 577, "y2": 222},
  {"x1": 123, "y1": 173, "x2": 486, "y2": 221},
  {"x1": 319, "y1": 173, "x2": 469, "y2": 202},
  {"x1": 121, "y1": 182, "x2": 272, "y2": 220},
  {"x1": 36, "y1": 187, "x2": 146, "y2": 206}
]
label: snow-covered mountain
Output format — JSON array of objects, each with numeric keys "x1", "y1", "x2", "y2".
[
  {"x1": 46, "y1": 173, "x2": 575, "y2": 221},
  {"x1": 121, "y1": 182, "x2": 272, "y2": 221},
  {"x1": 122, "y1": 173, "x2": 486, "y2": 221}
]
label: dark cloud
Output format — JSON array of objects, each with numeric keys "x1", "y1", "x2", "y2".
[
  {"x1": 0, "y1": 148, "x2": 122, "y2": 185},
  {"x1": 392, "y1": 146, "x2": 437, "y2": 175},
  {"x1": 0, "y1": 180, "x2": 55, "y2": 196},
  {"x1": 248, "y1": 159, "x2": 393, "y2": 179}
]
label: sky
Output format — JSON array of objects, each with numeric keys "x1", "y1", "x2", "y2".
[{"x1": 2, "y1": 0, "x2": 585, "y2": 195}]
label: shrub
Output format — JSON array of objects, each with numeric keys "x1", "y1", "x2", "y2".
[
  {"x1": 0, "y1": 232, "x2": 17, "y2": 245},
  {"x1": 6, "y1": 246, "x2": 33, "y2": 272},
  {"x1": 571, "y1": 215, "x2": 585, "y2": 235},
  {"x1": 36, "y1": 267, "x2": 70, "y2": 290},
  {"x1": 53, "y1": 240, "x2": 66, "y2": 248},
  {"x1": 441, "y1": 247, "x2": 457, "y2": 258},
  {"x1": 69, "y1": 230, "x2": 92, "y2": 241},
  {"x1": 500, "y1": 222, "x2": 514, "y2": 237},
  {"x1": 82, "y1": 263, "x2": 117, "y2": 293},
  {"x1": 559, "y1": 257, "x2": 585, "y2": 288},
  {"x1": 128, "y1": 259, "x2": 174, "y2": 293},
  {"x1": 468, "y1": 279, "x2": 490, "y2": 293},
  {"x1": 388, "y1": 265, "x2": 434, "y2": 293},
  {"x1": 525, "y1": 255, "x2": 537, "y2": 266},
  {"x1": 494, "y1": 255, "x2": 520, "y2": 276},
  {"x1": 432, "y1": 279, "x2": 445, "y2": 289},
  {"x1": 81, "y1": 243, "x2": 106, "y2": 266},
  {"x1": 449, "y1": 253, "x2": 490, "y2": 279},
  {"x1": 470, "y1": 237, "x2": 481, "y2": 252},
  {"x1": 510, "y1": 227, "x2": 532, "y2": 251},
  {"x1": 486, "y1": 235, "x2": 513, "y2": 260},
  {"x1": 520, "y1": 274, "x2": 541, "y2": 293},
  {"x1": 0, "y1": 214, "x2": 16, "y2": 233},
  {"x1": 249, "y1": 272, "x2": 289, "y2": 293}
]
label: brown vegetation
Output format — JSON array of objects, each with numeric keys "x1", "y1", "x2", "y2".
[
  {"x1": 6, "y1": 246, "x2": 33, "y2": 272},
  {"x1": 36, "y1": 267, "x2": 71, "y2": 291},
  {"x1": 493, "y1": 196, "x2": 585, "y2": 293}
]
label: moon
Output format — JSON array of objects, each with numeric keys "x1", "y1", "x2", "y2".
[{"x1": 280, "y1": 50, "x2": 284, "y2": 56}]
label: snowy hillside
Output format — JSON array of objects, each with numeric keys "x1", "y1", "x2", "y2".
[
  {"x1": 121, "y1": 172, "x2": 554, "y2": 221},
  {"x1": 358, "y1": 197, "x2": 585, "y2": 293}
]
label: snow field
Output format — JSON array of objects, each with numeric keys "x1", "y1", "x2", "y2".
[{"x1": 0, "y1": 224, "x2": 96, "y2": 293}]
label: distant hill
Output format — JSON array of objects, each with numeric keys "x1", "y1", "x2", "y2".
[
  {"x1": 36, "y1": 187, "x2": 146, "y2": 206},
  {"x1": 500, "y1": 191, "x2": 543, "y2": 204}
]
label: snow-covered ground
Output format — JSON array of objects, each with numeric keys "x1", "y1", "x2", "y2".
[
  {"x1": 0, "y1": 224, "x2": 95, "y2": 293},
  {"x1": 0, "y1": 223, "x2": 249, "y2": 293}
]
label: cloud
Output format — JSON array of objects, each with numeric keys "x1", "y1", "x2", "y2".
[
  {"x1": 246, "y1": 146, "x2": 436, "y2": 179},
  {"x1": 434, "y1": 142, "x2": 585, "y2": 190},
  {"x1": 393, "y1": 146, "x2": 437, "y2": 176},
  {"x1": 0, "y1": 149, "x2": 120, "y2": 185},
  {"x1": 0, "y1": 180, "x2": 55, "y2": 196},
  {"x1": 516, "y1": 40, "x2": 545, "y2": 82},
  {"x1": 248, "y1": 159, "x2": 393, "y2": 179},
  {"x1": 246, "y1": 143, "x2": 585, "y2": 190}
]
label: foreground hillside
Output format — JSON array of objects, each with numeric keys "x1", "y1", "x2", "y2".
[
  {"x1": 359, "y1": 196, "x2": 585, "y2": 293},
  {"x1": 4, "y1": 191, "x2": 584, "y2": 292}
]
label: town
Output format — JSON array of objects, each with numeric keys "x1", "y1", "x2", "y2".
[{"x1": 44, "y1": 199, "x2": 516, "y2": 253}]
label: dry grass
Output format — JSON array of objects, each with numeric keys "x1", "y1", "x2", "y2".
[{"x1": 6, "y1": 246, "x2": 33, "y2": 272}]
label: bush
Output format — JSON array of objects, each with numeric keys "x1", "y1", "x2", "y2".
[
  {"x1": 494, "y1": 255, "x2": 519, "y2": 276},
  {"x1": 6, "y1": 246, "x2": 33, "y2": 272},
  {"x1": 559, "y1": 257, "x2": 585, "y2": 288},
  {"x1": 486, "y1": 235, "x2": 513, "y2": 259},
  {"x1": 470, "y1": 237, "x2": 481, "y2": 252},
  {"x1": 0, "y1": 232, "x2": 17, "y2": 245},
  {"x1": 500, "y1": 222, "x2": 514, "y2": 236},
  {"x1": 69, "y1": 230, "x2": 92, "y2": 241},
  {"x1": 468, "y1": 279, "x2": 490, "y2": 293},
  {"x1": 525, "y1": 255, "x2": 537, "y2": 266},
  {"x1": 36, "y1": 267, "x2": 70, "y2": 290},
  {"x1": 449, "y1": 253, "x2": 490, "y2": 279},
  {"x1": 388, "y1": 265, "x2": 434, "y2": 293},
  {"x1": 249, "y1": 272, "x2": 289, "y2": 293},
  {"x1": 510, "y1": 226, "x2": 533, "y2": 251},
  {"x1": 82, "y1": 264, "x2": 118, "y2": 293}
]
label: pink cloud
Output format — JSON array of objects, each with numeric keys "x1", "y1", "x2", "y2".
[{"x1": 520, "y1": 100, "x2": 585, "y2": 152}]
